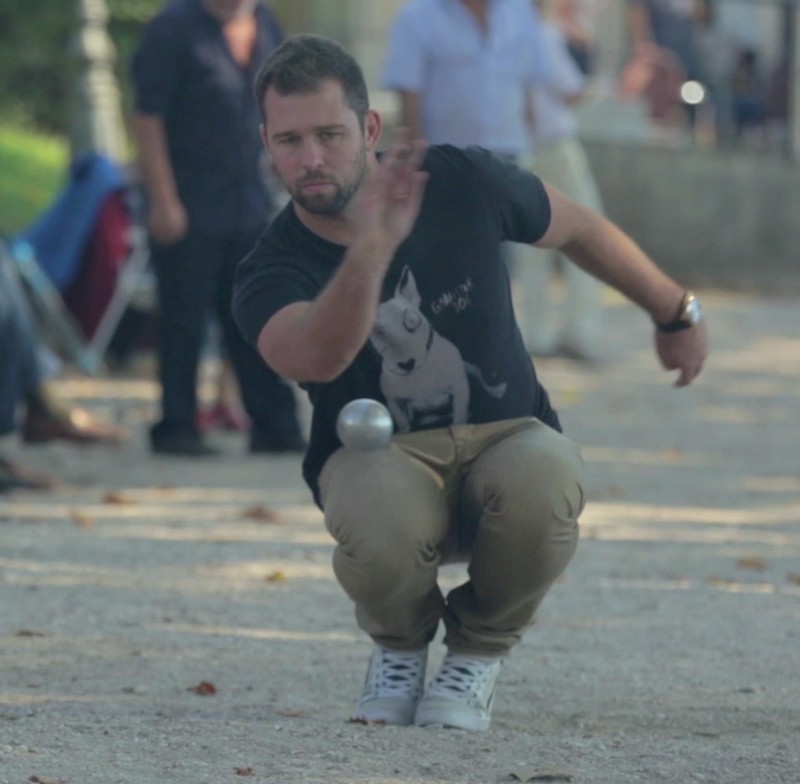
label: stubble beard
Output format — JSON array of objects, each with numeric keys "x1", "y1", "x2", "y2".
[{"x1": 290, "y1": 145, "x2": 368, "y2": 216}]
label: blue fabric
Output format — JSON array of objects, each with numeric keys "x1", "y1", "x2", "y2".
[{"x1": 14, "y1": 152, "x2": 126, "y2": 290}]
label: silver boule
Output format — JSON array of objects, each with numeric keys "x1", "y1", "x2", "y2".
[{"x1": 336, "y1": 398, "x2": 394, "y2": 451}]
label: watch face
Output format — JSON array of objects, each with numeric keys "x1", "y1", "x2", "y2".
[
  {"x1": 685, "y1": 296, "x2": 702, "y2": 324},
  {"x1": 657, "y1": 293, "x2": 702, "y2": 332}
]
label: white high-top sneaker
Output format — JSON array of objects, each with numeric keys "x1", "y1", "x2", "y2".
[
  {"x1": 414, "y1": 652, "x2": 503, "y2": 731},
  {"x1": 354, "y1": 645, "x2": 428, "y2": 726}
]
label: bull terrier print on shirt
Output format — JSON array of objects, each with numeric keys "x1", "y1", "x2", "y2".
[{"x1": 370, "y1": 267, "x2": 507, "y2": 432}]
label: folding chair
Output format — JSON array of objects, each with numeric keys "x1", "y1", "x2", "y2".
[
  {"x1": 1, "y1": 234, "x2": 97, "y2": 374},
  {"x1": 6, "y1": 151, "x2": 152, "y2": 375}
]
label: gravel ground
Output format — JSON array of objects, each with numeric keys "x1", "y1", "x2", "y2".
[{"x1": 1, "y1": 290, "x2": 799, "y2": 784}]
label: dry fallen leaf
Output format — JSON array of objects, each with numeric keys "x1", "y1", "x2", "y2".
[
  {"x1": 661, "y1": 447, "x2": 684, "y2": 462},
  {"x1": 265, "y1": 570, "x2": 287, "y2": 583},
  {"x1": 787, "y1": 573, "x2": 800, "y2": 586},
  {"x1": 736, "y1": 557, "x2": 767, "y2": 571},
  {"x1": 241, "y1": 504, "x2": 282, "y2": 523},
  {"x1": 70, "y1": 509, "x2": 94, "y2": 528},
  {"x1": 103, "y1": 490, "x2": 137, "y2": 505},
  {"x1": 15, "y1": 630, "x2": 46, "y2": 638},
  {"x1": 277, "y1": 709, "x2": 311, "y2": 718},
  {"x1": 348, "y1": 716, "x2": 387, "y2": 726},
  {"x1": 509, "y1": 768, "x2": 573, "y2": 782},
  {"x1": 234, "y1": 768, "x2": 255, "y2": 777},
  {"x1": 29, "y1": 776, "x2": 65, "y2": 784},
  {"x1": 706, "y1": 576, "x2": 734, "y2": 588},
  {"x1": 188, "y1": 681, "x2": 217, "y2": 696}
]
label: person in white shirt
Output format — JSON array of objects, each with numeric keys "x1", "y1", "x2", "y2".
[
  {"x1": 382, "y1": 0, "x2": 558, "y2": 342},
  {"x1": 516, "y1": 0, "x2": 607, "y2": 360},
  {"x1": 381, "y1": 0, "x2": 551, "y2": 158}
]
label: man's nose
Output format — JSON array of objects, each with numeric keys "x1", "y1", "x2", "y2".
[{"x1": 299, "y1": 138, "x2": 325, "y2": 170}]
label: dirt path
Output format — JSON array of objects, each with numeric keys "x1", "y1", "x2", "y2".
[{"x1": 1, "y1": 291, "x2": 799, "y2": 784}]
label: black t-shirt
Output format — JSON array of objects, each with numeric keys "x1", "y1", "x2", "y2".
[{"x1": 234, "y1": 145, "x2": 562, "y2": 503}]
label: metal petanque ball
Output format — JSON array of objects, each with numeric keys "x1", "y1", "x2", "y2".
[{"x1": 336, "y1": 399, "x2": 394, "y2": 451}]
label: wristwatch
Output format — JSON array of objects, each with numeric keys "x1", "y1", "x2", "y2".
[{"x1": 656, "y1": 291, "x2": 702, "y2": 333}]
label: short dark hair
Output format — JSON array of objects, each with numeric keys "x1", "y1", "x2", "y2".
[{"x1": 254, "y1": 34, "x2": 370, "y2": 128}]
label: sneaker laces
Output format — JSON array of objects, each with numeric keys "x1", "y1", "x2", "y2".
[
  {"x1": 427, "y1": 654, "x2": 501, "y2": 699},
  {"x1": 374, "y1": 648, "x2": 427, "y2": 698}
]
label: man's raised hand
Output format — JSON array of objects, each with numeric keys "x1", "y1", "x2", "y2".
[{"x1": 354, "y1": 130, "x2": 428, "y2": 254}]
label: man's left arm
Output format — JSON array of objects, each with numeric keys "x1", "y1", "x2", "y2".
[{"x1": 536, "y1": 182, "x2": 708, "y2": 387}]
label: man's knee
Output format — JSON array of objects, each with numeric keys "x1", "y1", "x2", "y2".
[
  {"x1": 322, "y1": 446, "x2": 444, "y2": 534},
  {"x1": 520, "y1": 435, "x2": 585, "y2": 521},
  {"x1": 331, "y1": 521, "x2": 438, "y2": 602},
  {"x1": 469, "y1": 426, "x2": 585, "y2": 535}
]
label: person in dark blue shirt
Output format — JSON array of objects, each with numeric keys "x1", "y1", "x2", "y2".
[{"x1": 131, "y1": 0, "x2": 304, "y2": 456}]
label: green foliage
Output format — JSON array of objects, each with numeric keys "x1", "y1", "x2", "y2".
[
  {"x1": 0, "y1": 0, "x2": 162, "y2": 135},
  {"x1": 0, "y1": 4, "x2": 72, "y2": 132},
  {"x1": 108, "y1": 0, "x2": 165, "y2": 121},
  {"x1": 0, "y1": 125, "x2": 69, "y2": 234}
]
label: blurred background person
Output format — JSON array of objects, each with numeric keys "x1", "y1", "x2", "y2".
[
  {"x1": 131, "y1": 0, "x2": 304, "y2": 457},
  {"x1": 731, "y1": 47, "x2": 766, "y2": 144},
  {"x1": 517, "y1": 0, "x2": 606, "y2": 360},
  {"x1": 622, "y1": 0, "x2": 701, "y2": 129},
  {"x1": 553, "y1": 0, "x2": 595, "y2": 75},
  {"x1": 196, "y1": 344, "x2": 251, "y2": 433},
  {"x1": 628, "y1": 0, "x2": 700, "y2": 80},
  {"x1": 381, "y1": 0, "x2": 551, "y2": 158},
  {"x1": 690, "y1": 0, "x2": 738, "y2": 146}
]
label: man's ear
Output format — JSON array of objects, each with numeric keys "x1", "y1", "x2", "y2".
[{"x1": 364, "y1": 109, "x2": 382, "y2": 151}]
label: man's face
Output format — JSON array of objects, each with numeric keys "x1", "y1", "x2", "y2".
[{"x1": 263, "y1": 79, "x2": 379, "y2": 216}]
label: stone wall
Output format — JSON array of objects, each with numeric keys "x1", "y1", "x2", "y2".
[{"x1": 584, "y1": 141, "x2": 800, "y2": 294}]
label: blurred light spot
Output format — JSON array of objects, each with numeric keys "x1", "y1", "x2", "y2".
[{"x1": 681, "y1": 80, "x2": 706, "y2": 105}]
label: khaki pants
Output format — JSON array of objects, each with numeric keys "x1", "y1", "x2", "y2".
[{"x1": 318, "y1": 417, "x2": 584, "y2": 657}]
